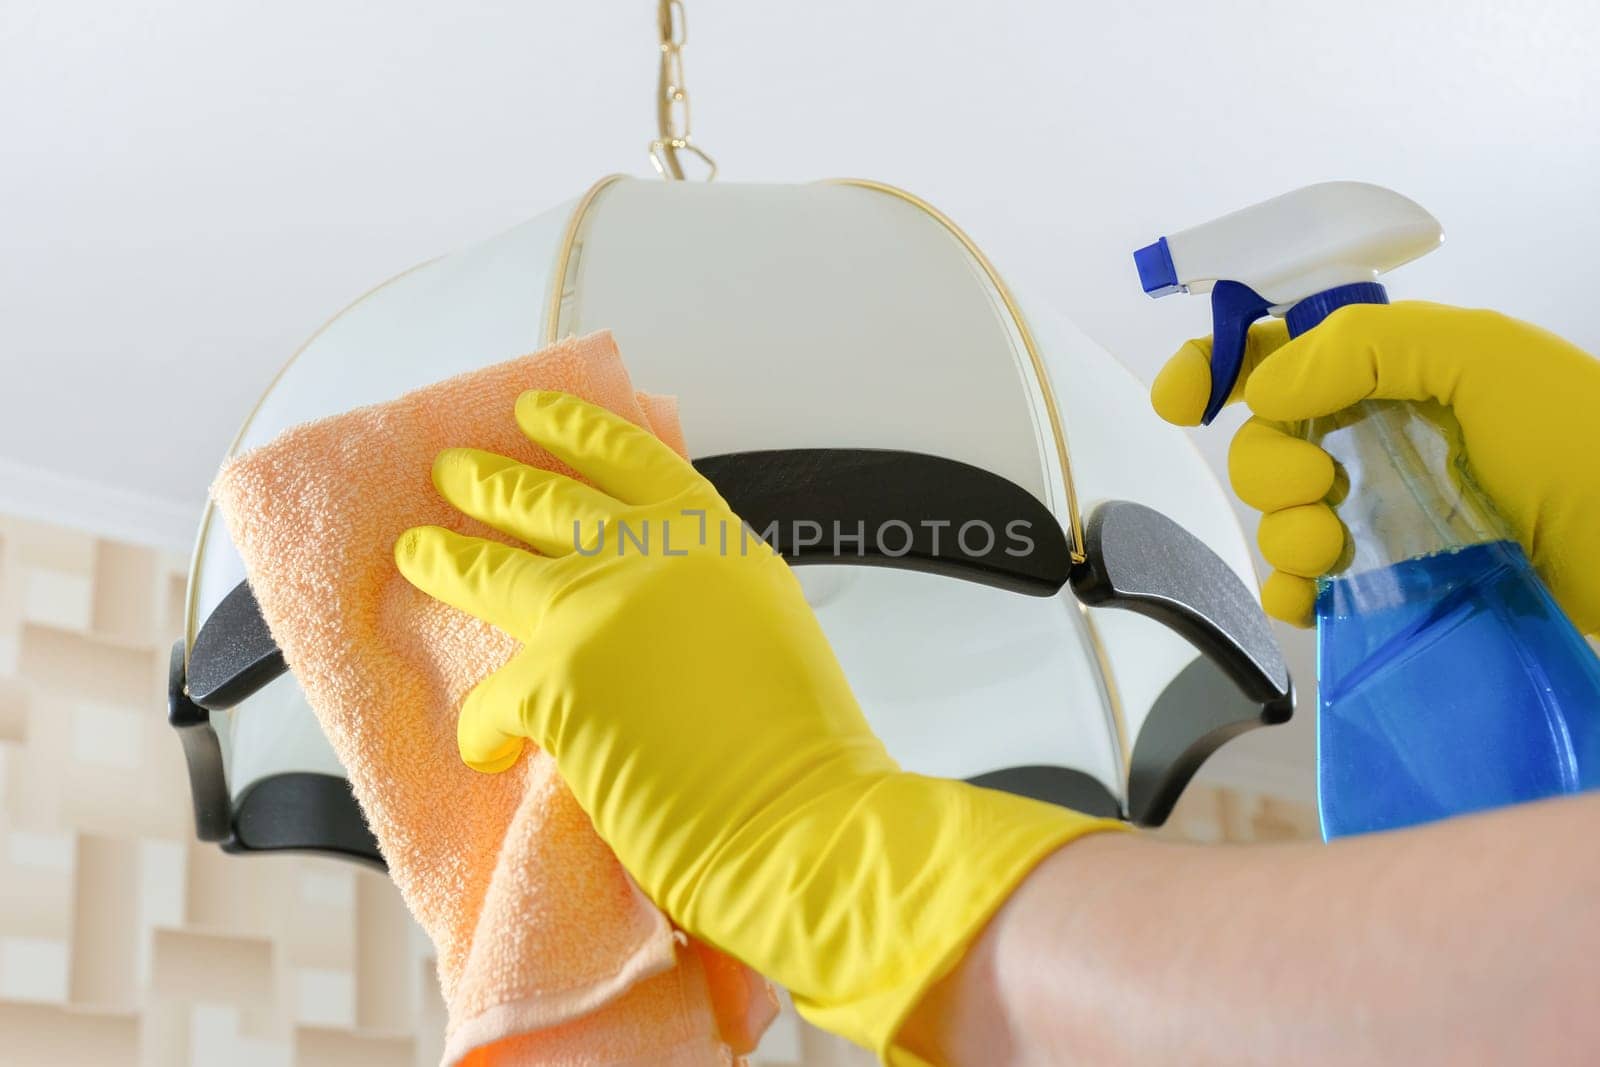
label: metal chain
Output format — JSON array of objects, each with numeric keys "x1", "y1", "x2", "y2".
[{"x1": 649, "y1": 0, "x2": 716, "y2": 180}]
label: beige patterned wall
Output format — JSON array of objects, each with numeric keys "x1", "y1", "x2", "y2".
[
  {"x1": 0, "y1": 513, "x2": 432, "y2": 1066},
  {"x1": 0, "y1": 510, "x2": 1312, "y2": 1066}
]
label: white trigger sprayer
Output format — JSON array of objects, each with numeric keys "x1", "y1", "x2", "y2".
[
  {"x1": 1134, "y1": 181, "x2": 1600, "y2": 839},
  {"x1": 1134, "y1": 182, "x2": 1442, "y2": 425}
]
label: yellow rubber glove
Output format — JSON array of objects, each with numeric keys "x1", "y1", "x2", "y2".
[
  {"x1": 394, "y1": 390, "x2": 1124, "y2": 1065},
  {"x1": 1151, "y1": 302, "x2": 1600, "y2": 633}
]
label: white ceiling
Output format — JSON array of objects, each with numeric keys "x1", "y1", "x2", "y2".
[{"x1": 5, "y1": 0, "x2": 1598, "y2": 515}]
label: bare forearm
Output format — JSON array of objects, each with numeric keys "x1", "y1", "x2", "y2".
[{"x1": 905, "y1": 793, "x2": 1600, "y2": 1066}]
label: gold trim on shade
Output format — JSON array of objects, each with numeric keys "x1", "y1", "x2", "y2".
[
  {"x1": 825, "y1": 178, "x2": 1087, "y2": 566},
  {"x1": 545, "y1": 175, "x2": 627, "y2": 344},
  {"x1": 827, "y1": 178, "x2": 1123, "y2": 773},
  {"x1": 1075, "y1": 602, "x2": 1132, "y2": 771},
  {"x1": 184, "y1": 259, "x2": 440, "y2": 658}
]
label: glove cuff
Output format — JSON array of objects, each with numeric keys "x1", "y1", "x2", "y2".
[{"x1": 682, "y1": 772, "x2": 1129, "y2": 1064}]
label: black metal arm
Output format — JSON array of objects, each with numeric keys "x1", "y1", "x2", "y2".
[
  {"x1": 172, "y1": 449, "x2": 1292, "y2": 867},
  {"x1": 1069, "y1": 500, "x2": 1294, "y2": 825}
]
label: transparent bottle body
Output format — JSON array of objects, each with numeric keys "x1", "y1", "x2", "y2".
[{"x1": 1308, "y1": 400, "x2": 1600, "y2": 839}]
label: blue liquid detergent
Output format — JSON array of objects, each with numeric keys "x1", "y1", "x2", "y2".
[{"x1": 1317, "y1": 539, "x2": 1600, "y2": 839}]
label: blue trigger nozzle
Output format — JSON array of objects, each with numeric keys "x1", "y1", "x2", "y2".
[
  {"x1": 1134, "y1": 237, "x2": 1182, "y2": 297},
  {"x1": 1201, "y1": 281, "x2": 1274, "y2": 425}
]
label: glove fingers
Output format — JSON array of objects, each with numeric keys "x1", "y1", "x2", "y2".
[
  {"x1": 432, "y1": 447, "x2": 619, "y2": 557},
  {"x1": 457, "y1": 656, "x2": 541, "y2": 772},
  {"x1": 515, "y1": 390, "x2": 701, "y2": 506},
  {"x1": 1261, "y1": 570, "x2": 1317, "y2": 627},
  {"x1": 394, "y1": 525, "x2": 552, "y2": 637},
  {"x1": 1244, "y1": 302, "x2": 1466, "y2": 422},
  {"x1": 1257, "y1": 503, "x2": 1346, "y2": 578},
  {"x1": 1228, "y1": 418, "x2": 1337, "y2": 512},
  {"x1": 1150, "y1": 319, "x2": 1293, "y2": 427}
]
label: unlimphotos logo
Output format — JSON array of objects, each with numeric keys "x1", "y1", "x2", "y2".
[{"x1": 571, "y1": 510, "x2": 1036, "y2": 558}]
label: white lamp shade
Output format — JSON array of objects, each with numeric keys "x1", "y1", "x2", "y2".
[{"x1": 187, "y1": 176, "x2": 1259, "y2": 811}]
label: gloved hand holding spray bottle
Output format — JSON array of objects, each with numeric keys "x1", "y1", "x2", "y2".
[{"x1": 1134, "y1": 182, "x2": 1600, "y2": 838}]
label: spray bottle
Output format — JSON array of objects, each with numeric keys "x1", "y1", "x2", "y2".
[{"x1": 1134, "y1": 181, "x2": 1600, "y2": 839}]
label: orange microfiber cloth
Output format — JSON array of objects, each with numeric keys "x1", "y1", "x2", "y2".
[{"x1": 211, "y1": 331, "x2": 778, "y2": 1066}]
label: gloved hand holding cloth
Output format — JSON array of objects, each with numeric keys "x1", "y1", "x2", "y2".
[{"x1": 395, "y1": 390, "x2": 1125, "y2": 1066}]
